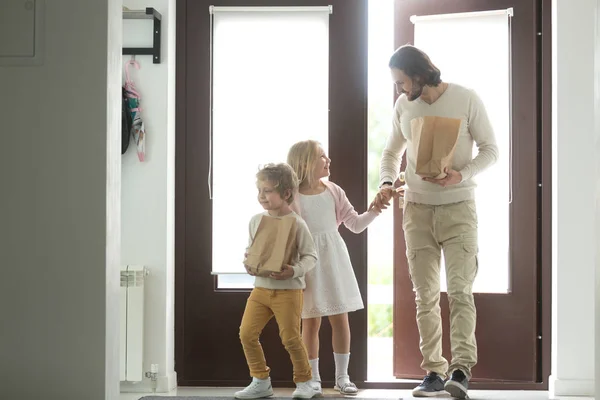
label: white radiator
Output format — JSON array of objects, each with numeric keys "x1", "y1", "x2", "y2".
[{"x1": 120, "y1": 265, "x2": 147, "y2": 382}]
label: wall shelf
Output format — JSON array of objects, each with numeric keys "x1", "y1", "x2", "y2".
[{"x1": 123, "y1": 7, "x2": 162, "y2": 64}]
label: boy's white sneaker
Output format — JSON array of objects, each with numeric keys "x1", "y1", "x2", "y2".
[
  {"x1": 292, "y1": 380, "x2": 321, "y2": 398},
  {"x1": 234, "y1": 377, "x2": 274, "y2": 399},
  {"x1": 309, "y1": 380, "x2": 323, "y2": 395}
]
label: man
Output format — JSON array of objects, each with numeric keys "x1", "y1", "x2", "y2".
[{"x1": 374, "y1": 45, "x2": 498, "y2": 399}]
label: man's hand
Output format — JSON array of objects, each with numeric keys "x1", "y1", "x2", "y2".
[
  {"x1": 371, "y1": 185, "x2": 404, "y2": 211},
  {"x1": 270, "y1": 264, "x2": 294, "y2": 280},
  {"x1": 422, "y1": 168, "x2": 462, "y2": 187},
  {"x1": 373, "y1": 185, "x2": 394, "y2": 210}
]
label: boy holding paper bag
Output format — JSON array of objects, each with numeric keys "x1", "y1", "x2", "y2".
[{"x1": 236, "y1": 163, "x2": 320, "y2": 400}]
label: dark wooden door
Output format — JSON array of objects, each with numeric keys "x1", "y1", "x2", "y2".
[
  {"x1": 392, "y1": 0, "x2": 551, "y2": 386},
  {"x1": 175, "y1": 0, "x2": 370, "y2": 387}
]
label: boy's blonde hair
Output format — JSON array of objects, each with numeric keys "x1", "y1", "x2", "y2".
[
  {"x1": 287, "y1": 140, "x2": 321, "y2": 189},
  {"x1": 256, "y1": 163, "x2": 299, "y2": 204}
]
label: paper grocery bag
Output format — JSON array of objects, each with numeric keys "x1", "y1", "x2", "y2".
[
  {"x1": 244, "y1": 215, "x2": 298, "y2": 277},
  {"x1": 412, "y1": 116, "x2": 462, "y2": 179}
]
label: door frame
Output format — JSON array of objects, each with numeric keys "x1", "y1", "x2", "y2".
[{"x1": 174, "y1": 0, "x2": 551, "y2": 390}]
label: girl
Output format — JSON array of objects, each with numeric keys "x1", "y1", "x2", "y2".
[{"x1": 287, "y1": 140, "x2": 380, "y2": 395}]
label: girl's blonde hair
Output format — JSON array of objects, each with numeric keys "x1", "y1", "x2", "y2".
[{"x1": 287, "y1": 140, "x2": 322, "y2": 189}]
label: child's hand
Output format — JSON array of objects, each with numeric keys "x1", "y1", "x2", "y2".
[
  {"x1": 243, "y1": 253, "x2": 256, "y2": 276},
  {"x1": 270, "y1": 264, "x2": 294, "y2": 280},
  {"x1": 372, "y1": 187, "x2": 404, "y2": 211},
  {"x1": 244, "y1": 264, "x2": 256, "y2": 276},
  {"x1": 368, "y1": 201, "x2": 383, "y2": 215}
]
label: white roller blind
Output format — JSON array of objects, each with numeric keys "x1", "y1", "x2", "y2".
[
  {"x1": 211, "y1": 8, "x2": 330, "y2": 274},
  {"x1": 412, "y1": 10, "x2": 512, "y2": 293}
]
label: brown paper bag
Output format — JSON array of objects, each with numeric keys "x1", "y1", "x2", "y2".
[
  {"x1": 412, "y1": 116, "x2": 462, "y2": 179},
  {"x1": 244, "y1": 215, "x2": 298, "y2": 277}
]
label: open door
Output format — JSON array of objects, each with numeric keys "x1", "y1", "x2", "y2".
[{"x1": 392, "y1": 0, "x2": 549, "y2": 385}]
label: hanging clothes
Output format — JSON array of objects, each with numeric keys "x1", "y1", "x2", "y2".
[
  {"x1": 121, "y1": 86, "x2": 132, "y2": 155},
  {"x1": 124, "y1": 59, "x2": 146, "y2": 162}
]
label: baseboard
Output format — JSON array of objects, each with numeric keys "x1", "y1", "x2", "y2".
[
  {"x1": 158, "y1": 370, "x2": 178, "y2": 392},
  {"x1": 120, "y1": 371, "x2": 178, "y2": 393},
  {"x1": 548, "y1": 376, "x2": 595, "y2": 397}
]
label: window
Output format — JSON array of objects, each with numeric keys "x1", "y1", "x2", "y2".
[
  {"x1": 412, "y1": 9, "x2": 512, "y2": 293},
  {"x1": 210, "y1": 7, "x2": 331, "y2": 289}
]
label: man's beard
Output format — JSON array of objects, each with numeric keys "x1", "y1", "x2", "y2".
[{"x1": 405, "y1": 83, "x2": 423, "y2": 101}]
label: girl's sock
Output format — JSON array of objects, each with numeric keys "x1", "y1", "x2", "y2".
[
  {"x1": 309, "y1": 358, "x2": 321, "y2": 382},
  {"x1": 334, "y1": 352, "x2": 351, "y2": 383}
]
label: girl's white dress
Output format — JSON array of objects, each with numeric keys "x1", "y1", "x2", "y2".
[{"x1": 298, "y1": 190, "x2": 364, "y2": 318}]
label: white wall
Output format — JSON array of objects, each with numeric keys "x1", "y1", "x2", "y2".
[
  {"x1": 550, "y1": 0, "x2": 597, "y2": 397},
  {"x1": 120, "y1": 0, "x2": 177, "y2": 392},
  {"x1": 0, "y1": 0, "x2": 122, "y2": 399}
]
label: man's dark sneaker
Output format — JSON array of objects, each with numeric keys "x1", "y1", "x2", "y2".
[
  {"x1": 411, "y1": 372, "x2": 446, "y2": 397},
  {"x1": 444, "y1": 369, "x2": 469, "y2": 399}
]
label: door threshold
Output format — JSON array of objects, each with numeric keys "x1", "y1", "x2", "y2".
[{"x1": 365, "y1": 378, "x2": 419, "y2": 383}]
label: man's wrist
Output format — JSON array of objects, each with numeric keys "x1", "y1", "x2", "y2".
[{"x1": 379, "y1": 181, "x2": 393, "y2": 189}]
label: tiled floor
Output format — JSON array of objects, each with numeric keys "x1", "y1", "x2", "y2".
[{"x1": 119, "y1": 387, "x2": 593, "y2": 400}]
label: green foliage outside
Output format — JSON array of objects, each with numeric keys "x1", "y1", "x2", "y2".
[
  {"x1": 369, "y1": 263, "x2": 392, "y2": 285},
  {"x1": 367, "y1": 93, "x2": 394, "y2": 201},
  {"x1": 367, "y1": 91, "x2": 395, "y2": 338},
  {"x1": 368, "y1": 304, "x2": 393, "y2": 338}
]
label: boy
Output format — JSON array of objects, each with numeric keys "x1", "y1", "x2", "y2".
[{"x1": 236, "y1": 163, "x2": 320, "y2": 400}]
